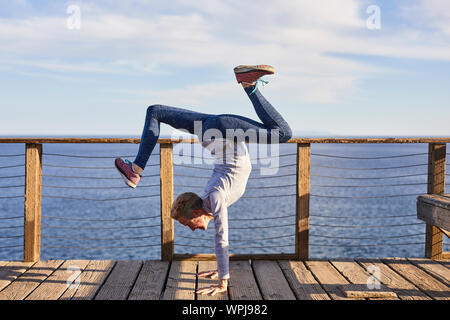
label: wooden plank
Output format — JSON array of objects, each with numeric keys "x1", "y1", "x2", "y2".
[
  {"x1": 330, "y1": 259, "x2": 398, "y2": 299},
  {"x1": 296, "y1": 143, "x2": 310, "y2": 260},
  {"x1": 419, "y1": 194, "x2": 450, "y2": 210},
  {"x1": 228, "y1": 260, "x2": 262, "y2": 300},
  {"x1": 60, "y1": 260, "x2": 115, "y2": 300},
  {"x1": 26, "y1": 260, "x2": 89, "y2": 300},
  {"x1": 24, "y1": 143, "x2": 42, "y2": 262},
  {"x1": 94, "y1": 260, "x2": 142, "y2": 300},
  {"x1": 417, "y1": 201, "x2": 450, "y2": 231},
  {"x1": 197, "y1": 260, "x2": 228, "y2": 300},
  {"x1": 128, "y1": 261, "x2": 170, "y2": 300},
  {"x1": 357, "y1": 258, "x2": 430, "y2": 300},
  {"x1": 173, "y1": 253, "x2": 297, "y2": 261},
  {"x1": 162, "y1": 260, "x2": 197, "y2": 300},
  {"x1": 305, "y1": 260, "x2": 357, "y2": 300},
  {"x1": 0, "y1": 260, "x2": 63, "y2": 300},
  {"x1": 407, "y1": 258, "x2": 450, "y2": 287},
  {"x1": 252, "y1": 260, "x2": 296, "y2": 300},
  {"x1": 425, "y1": 143, "x2": 446, "y2": 259},
  {"x1": 0, "y1": 261, "x2": 35, "y2": 292},
  {"x1": 279, "y1": 261, "x2": 329, "y2": 300},
  {"x1": 160, "y1": 143, "x2": 174, "y2": 261},
  {"x1": 381, "y1": 258, "x2": 449, "y2": 300}
]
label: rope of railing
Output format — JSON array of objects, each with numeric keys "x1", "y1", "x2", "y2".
[
  {"x1": 175, "y1": 152, "x2": 298, "y2": 160},
  {"x1": 0, "y1": 185, "x2": 25, "y2": 189},
  {"x1": 311, "y1": 173, "x2": 427, "y2": 180},
  {"x1": 229, "y1": 214, "x2": 295, "y2": 221},
  {"x1": 42, "y1": 173, "x2": 159, "y2": 179},
  {"x1": 42, "y1": 234, "x2": 160, "y2": 241},
  {"x1": 309, "y1": 242, "x2": 424, "y2": 247},
  {"x1": 174, "y1": 243, "x2": 294, "y2": 249},
  {"x1": 310, "y1": 193, "x2": 418, "y2": 199},
  {"x1": 310, "y1": 152, "x2": 428, "y2": 160},
  {"x1": 0, "y1": 164, "x2": 24, "y2": 169},
  {"x1": 0, "y1": 234, "x2": 24, "y2": 239},
  {"x1": 310, "y1": 222, "x2": 424, "y2": 228},
  {"x1": 42, "y1": 224, "x2": 159, "y2": 230},
  {"x1": 175, "y1": 183, "x2": 296, "y2": 190},
  {"x1": 311, "y1": 163, "x2": 427, "y2": 170},
  {"x1": 0, "y1": 153, "x2": 25, "y2": 157},
  {"x1": 41, "y1": 244, "x2": 161, "y2": 249},
  {"x1": 0, "y1": 216, "x2": 22, "y2": 220},
  {"x1": 174, "y1": 163, "x2": 297, "y2": 170},
  {"x1": 177, "y1": 234, "x2": 295, "y2": 242},
  {"x1": 309, "y1": 233, "x2": 425, "y2": 240},
  {"x1": 42, "y1": 194, "x2": 159, "y2": 201},
  {"x1": 310, "y1": 213, "x2": 416, "y2": 219},
  {"x1": 0, "y1": 195, "x2": 23, "y2": 199},
  {"x1": 43, "y1": 163, "x2": 159, "y2": 169},
  {"x1": 0, "y1": 225, "x2": 22, "y2": 229},
  {"x1": 42, "y1": 214, "x2": 160, "y2": 222},
  {"x1": 0, "y1": 244, "x2": 23, "y2": 249},
  {"x1": 42, "y1": 184, "x2": 160, "y2": 190},
  {"x1": 228, "y1": 223, "x2": 295, "y2": 229},
  {"x1": 0, "y1": 175, "x2": 25, "y2": 179},
  {"x1": 42, "y1": 152, "x2": 159, "y2": 158},
  {"x1": 311, "y1": 182, "x2": 426, "y2": 188}
]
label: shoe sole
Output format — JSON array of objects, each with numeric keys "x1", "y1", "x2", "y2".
[
  {"x1": 234, "y1": 65, "x2": 275, "y2": 74},
  {"x1": 114, "y1": 161, "x2": 137, "y2": 189},
  {"x1": 234, "y1": 65, "x2": 275, "y2": 83}
]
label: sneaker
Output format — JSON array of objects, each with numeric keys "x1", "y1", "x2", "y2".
[
  {"x1": 233, "y1": 64, "x2": 275, "y2": 84},
  {"x1": 114, "y1": 158, "x2": 141, "y2": 188}
]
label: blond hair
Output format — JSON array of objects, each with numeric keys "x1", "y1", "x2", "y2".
[{"x1": 170, "y1": 192, "x2": 203, "y2": 220}]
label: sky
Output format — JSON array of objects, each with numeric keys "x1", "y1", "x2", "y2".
[{"x1": 0, "y1": 0, "x2": 449, "y2": 137}]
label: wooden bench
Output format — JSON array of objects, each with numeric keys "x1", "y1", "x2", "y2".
[{"x1": 417, "y1": 194, "x2": 450, "y2": 259}]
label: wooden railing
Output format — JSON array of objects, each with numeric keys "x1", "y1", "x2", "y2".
[{"x1": 0, "y1": 137, "x2": 449, "y2": 262}]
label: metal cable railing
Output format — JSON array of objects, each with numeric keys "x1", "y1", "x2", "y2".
[{"x1": 1, "y1": 142, "x2": 448, "y2": 260}]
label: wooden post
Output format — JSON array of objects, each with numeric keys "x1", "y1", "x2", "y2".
[
  {"x1": 24, "y1": 143, "x2": 42, "y2": 262},
  {"x1": 160, "y1": 143, "x2": 174, "y2": 261},
  {"x1": 296, "y1": 143, "x2": 310, "y2": 260},
  {"x1": 425, "y1": 143, "x2": 446, "y2": 259}
]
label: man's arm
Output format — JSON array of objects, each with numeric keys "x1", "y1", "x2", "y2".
[{"x1": 196, "y1": 191, "x2": 229, "y2": 296}]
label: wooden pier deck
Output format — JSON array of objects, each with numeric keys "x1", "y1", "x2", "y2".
[{"x1": 0, "y1": 258, "x2": 448, "y2": 300}]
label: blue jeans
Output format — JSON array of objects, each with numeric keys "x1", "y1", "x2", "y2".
[{"x1": 134, "y1": 86, "x2": 292, "y2": 169}]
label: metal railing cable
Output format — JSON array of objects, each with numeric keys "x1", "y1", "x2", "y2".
[
  {"x1": 42, "y1": 234, "x2": 160, "y2": 241},
  {"x1": 0, "y1": 164, "x2": 25, "y2": 169},
  {"x1": 43, "y1": 152, "x2": 159, "y2": 158},
  {"x1": 311, "y1": 152, "x2": 428, "y2": 160},
  {"x1": 311, "y1": 163, "x2": 427, "y2": 170},
  {"x1": 0, "y1": 174, "x2": 25, "y2": 179},
  {"x1": 41, "y1": 244, "x2": 160, "y2": 250},
  {"x1": 42, "y1": 214, "x2": 159, "y2": 222},
  {"x1": 0, "y1": 153, "x2": 25, "y2": 157},
  {"x1": 43, "y1": 163, "x2": 159, "y2": 169},
  {"x1": 42, "y1": 173, "x2": 159, "y2": 179},
  {"x1": 42, "y1": 183, "x2": 159, "y2": 190}
]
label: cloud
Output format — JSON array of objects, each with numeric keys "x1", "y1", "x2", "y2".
[{"x1": 0, "y1": 0, "x2": 449, "y2": 105}]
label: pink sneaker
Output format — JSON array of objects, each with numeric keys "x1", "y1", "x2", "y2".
[{"x1": 114, "y1": 158, "x2": 141, "y2": 188}]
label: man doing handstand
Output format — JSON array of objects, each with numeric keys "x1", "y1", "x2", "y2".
[{"x1": 115, "y1": 65, "x2": 292, "y2": 296}]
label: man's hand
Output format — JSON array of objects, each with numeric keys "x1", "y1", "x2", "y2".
[
  {"x1": 197, "y1": 270, "x2": 218, "y2": 280},
  {"x1": 196, "y1": 279, "x2": 228, "y2": 296}
]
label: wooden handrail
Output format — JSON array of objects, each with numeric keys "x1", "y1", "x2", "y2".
[{"x1": 1, "y1": 137, "x2": 450, "y2": 144}]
